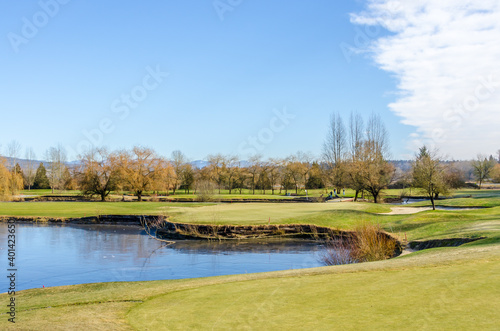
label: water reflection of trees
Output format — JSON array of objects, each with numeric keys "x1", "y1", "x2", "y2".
[
  {"x1": 0, "y1": 223, "x2": 162, "y2": 265},
  {"x1": 65, "y1": 224, "x2": 164, "y2": 263},
  {"x1": 0, "y1": 223, "x2": 321, "y2": 265},
  {"x1": 169, "y1": 240, "x2": 322, "y2": 255},
  {"x1": 1, "y1": 223, "x2": 325, "y2": 291},
  {"x1": 66, "y1": 225, "x2": 322, "y2": 257},
  {"x1": 1, "y1": 223, "x2": 323, "y2": 259}
]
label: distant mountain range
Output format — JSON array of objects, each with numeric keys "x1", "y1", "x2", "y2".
[
  {"x1": 0, "y1": 156, "x2": 217, "y2": 170},
  {"x1": 190, "y1": 160, "x2": 252, "y2": 169},
  {"x1": 2, "y1": 155, "x2": 414, "y2": 171},
  {"x1": 190, "y1": 160, "x2": 209, "y2": 169}
]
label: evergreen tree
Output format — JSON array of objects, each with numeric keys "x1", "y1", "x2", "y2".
[{"x1": 33, "y1": 163, "x2": 50, "y2": 189}]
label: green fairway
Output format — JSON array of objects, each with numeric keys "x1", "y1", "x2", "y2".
[
  {"x1": 0, "y1": 200, "x2": 389, "y2": 220},
  {"x1": 0, "y1": 201, "x2": 208, "y2": 218},
  {"x1": 17, "y1": 187, "x2": 425, "y2": 200},
  {"x1": 129, "y1": 246, "x2": 499, "y2": 330},
  {"x1": 167, "y1": 200, "x2": 500, "y2": 243},
  {"x1": 2, "y1": 190, "x2": 500, "y2": 243},
  {"x1": 167, "y1": 201, "x2": 391, "y2": 224},
  {"x1": 1, "y1": 244, "x2": 498, "y2": 330},
  {"x1": 1, "y1": 189, "x2": 499, "y2": 329},
  {"x1": 20, "y1": 189, "x2": 83, "y2": 196}
]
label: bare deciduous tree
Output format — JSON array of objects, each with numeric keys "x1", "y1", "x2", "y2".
[
  {"x1": 118, "y1": 146, "x2": 165, "y2": 201},
  {"x1": 24, "y1": 147, "x2": 37, "y2": 190},
  {"x1": 296, "y1": 151, "x2": 314, "y2": 193},
  {"x1": 248, "y1": 154, "x2": 262, "y2": 195},
  {"x1": 411, "y1": 146, "x2": 450, "y2": 210},
  {"x1": 349, "y1": 112, "x2": 364, "y2": 160},
  {"x1": 323, "y1": 113, "x2": 347, "y2": 192},
  {"x1": 171, "y1": 150, "x2": 188, "y2": 195},
  {"x1": 366, "y1": 113, "x2": 390, "y2": 159},
  {"x1": 78, "y1": 148, "x2": 120, "y2": 201},
  {"x1": 207, "y1": 153, "x2": 227, "y2": 194},
  {"x1": 471, "y1": 155, "x2": 495, "y2": 189},
  {"x1": 233, "y1": 166, "x2": 248, "y2": 194},
  {"x1": 180, "y1": 164, "x2": 195, "y2": 193},
  {"x1": 224, "y1": 155, "x2": 239, "y2": 194},
  {"x1": 357, "y1": 140, "x2": 394, "y2": 203},
  {"x1": 267, "y1": 158, "x2": 283, "y2": 195},
  {"x1": 7, "y1": 140, "x2": 22, "y2": 171},
  {"x1": 491, "y1": 163, "x2": 500, "y2": 183},
  {"x1": 346, "y1": 112, "x2": 366, "y2": 200},
  {"x1": 45, "y1": 144, "x2": 67, "y2": 193}
]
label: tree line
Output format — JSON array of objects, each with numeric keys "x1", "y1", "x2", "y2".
[{"x1": 1, "y1": 114, "x2": 499, "y2": 202}]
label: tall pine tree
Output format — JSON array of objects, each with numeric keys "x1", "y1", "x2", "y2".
[{"x1": 33, "y1": 163, "x2": 50, "y2": 189}]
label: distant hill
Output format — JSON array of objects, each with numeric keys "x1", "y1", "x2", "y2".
[
  {"x1": 1, "y1": 156, "x2": 240, "y2": 170},
  {"x1": 1, "y1": 156, "x2": 44, "y2": 169},
  {"x1": 190, "y1": 160, "x2": 252, "y2": 169},
  {"x1": 390, "y1": 160, "x2": 413, "y2": 171},
  {"x1": 0, "y1": 156, "x2": 81, "y2": 170},
  {"x1": 190, "y1": 160, "x2": 209, "y2": 169}
]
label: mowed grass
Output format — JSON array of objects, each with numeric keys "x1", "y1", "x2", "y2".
[
  {"x1": 408, "y1": 189, "x2": 500, "y2": 208},
  {"x1": 2, "y1": 190, "x2": 500, "y2": 243},
  {"x1": 168, "y1": 201, "x2": 392, "y2": 225},
  {"x1": 129, "y1": 247, "x2": 499, "y2": 330},
  {"x1": 19, "y1": 189, "x2": 81, "y2": 196},
  {"x1": 0, "y1": 201, "x2": 208, "y2": 218},
  {"x1": 167, "y1": 194, "x2": 500, "y2": 243},
  {"x1": 0, "y1": 244, "x2": 498, "y2": 330},
  {"x1": 0, "y1": 201, "x2": 388, "y2": 219},
  {"x1": 0, "y1": 190, "x2": 499, "y2": 329}
]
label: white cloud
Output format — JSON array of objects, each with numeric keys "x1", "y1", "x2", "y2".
[{"x1": 352, "y1": 0, "x2": 500, "y2": 159}]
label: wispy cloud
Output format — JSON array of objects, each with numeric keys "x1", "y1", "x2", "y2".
[{"x1": 352, "y1": 0, "x2": 500, "y2": 159}]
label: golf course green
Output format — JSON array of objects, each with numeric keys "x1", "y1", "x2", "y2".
[{"x1": 1, "y1": 189, "x2": 499, "y2": 330}]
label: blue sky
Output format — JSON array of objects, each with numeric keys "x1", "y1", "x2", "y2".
[{"x1": 1, "y1": 0, "x2": 498, "y2": 161}]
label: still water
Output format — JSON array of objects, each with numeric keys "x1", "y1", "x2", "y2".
[{"x1": 1, "y1": 223, "x2": 325, "y2": 291}]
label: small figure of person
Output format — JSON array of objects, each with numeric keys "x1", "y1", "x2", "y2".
[{"x1": 343, "y1": 188, "x2": 345, "y2": 196}]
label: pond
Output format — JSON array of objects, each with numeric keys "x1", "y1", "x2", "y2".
[
  {"x1": 391, "y1": 198, "x2": 428, "y2": 205},
  {"x1": 0, "y1": 223, "x2": 325, "y2": 291}
]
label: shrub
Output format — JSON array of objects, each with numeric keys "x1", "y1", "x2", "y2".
[
  {"x1": 353, "y1": 223, "x2": 396, "y2": 262},
  {"x1": 321, "y1": 223, "x2": 397, "y2": 266},
  {"x1": 196, "y1": 180, "x2": 217, "y2": 202}
]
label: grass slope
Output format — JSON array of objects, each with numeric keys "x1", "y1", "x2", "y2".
[
  {"x1": 0, "y1": 244, "x2": 498, "y2": 330},
  {"x1": 130, "y1": 248, "x2": 499, "y2": 330}
]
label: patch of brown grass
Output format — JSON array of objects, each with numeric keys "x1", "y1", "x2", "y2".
[
  {"x1": 321, "y1": 223, "x2": 397, "y2": 265},
  {"x1": 353, "y1": 223, "x2": 397, "y2": 262}
]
